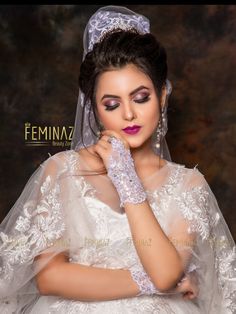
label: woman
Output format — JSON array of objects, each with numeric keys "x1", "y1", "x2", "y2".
[{"x1": 0, "y1": 5, "x2": 235, "y2": 314}]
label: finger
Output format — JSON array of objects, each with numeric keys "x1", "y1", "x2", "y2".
[
  {"x1": 93, "y1": 142, "x2": 107, "y2": 155},
  {"x1": 98, "y1": 137, "x2": 111, "y2": 148},
  {"x1": 101, "y1": 130, "x2": 129, "y2": 149},
  {"x1": 192, "y1": 287, "x2": 199, "y2": 298},
  {"x1": 177, "y1": 280, "x2": 188, "y2": 291},
  {"x1": 99, "y1": 135, "x2": 111, "y2": 143},
  {"x1": 187, "y1": 293, "x2": 196, "y2": 300},
  {"x1": 97, "y1": 135, "x2": 113, "y2": 148},
  {"x1": 183, "y1": 292, "x2": 193, "y2": 300},
  {"x1": 101, "y1": 130, "x2": 121, "y2": 139},
  {"x1": 188, "y1": 288, "x2": 198, "y2": 299}
]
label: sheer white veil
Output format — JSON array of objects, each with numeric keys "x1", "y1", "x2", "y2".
[
  {"x1": 0, "y1": 5, "x2": 235, "y2": 314},
  {"x1": 70, "y1": 5, "x2": 172, "y2": 161}
]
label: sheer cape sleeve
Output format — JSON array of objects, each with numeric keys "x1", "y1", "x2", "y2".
[
  {"x1": 161, "y1": 166, "x2": 236, "y2": 313},
  {"x1": 0, "y1": 150, "x2": 235, "y2": 314},
  {"x1": 0, "y1": 152, "x2": 71, "y2": 313}
]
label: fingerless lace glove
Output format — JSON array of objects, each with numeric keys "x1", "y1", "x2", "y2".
[
  {"x1": 130, "y1": 266, "x2": 189, "y2": 296},
  {"x1": 107, "y1": 137, "x2": 147, "y2": 207},
  {"x1": 130, "y1": 267, "x2": 157, "y2": 296},
  {"x1": 129, "y1": 262, "x2": 190, "y2": 296}
]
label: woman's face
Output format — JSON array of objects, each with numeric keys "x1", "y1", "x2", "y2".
[{"x1": 95, "y1": 63, "x2": 165, "y2": 149}]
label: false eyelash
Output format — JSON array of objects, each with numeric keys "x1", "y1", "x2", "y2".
[
  {"x1": 105, "y1": 104, "x2": 119, "y2": 111},
  {"x1": 104, "y1": 95, "x2": 150, "y2": 111},
  {"x1": 135, "y1": 95, "x2": 150, "y2": 103}
]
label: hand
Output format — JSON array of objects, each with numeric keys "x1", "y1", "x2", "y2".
[
  {"x1": 92, "y1": 129, "x2": 146, "y2": 208},
  {"x1": 92, "y1": 130, "x2": 130, "y2": 170},
  {"x1": 175, "y1": 271, "x2": 199, "y2": 300}
]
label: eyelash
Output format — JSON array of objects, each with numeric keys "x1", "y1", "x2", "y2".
[{"x1": 104, "y1": 95, "x2": 150, "y2": 111}]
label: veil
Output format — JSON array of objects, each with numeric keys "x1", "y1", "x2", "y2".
[
  {"x1": 0, "y1": 5, "x2": 235, "y2": 314},
  {"x1": 70, "y1": 5, "x2": 172, "y2": 161}
]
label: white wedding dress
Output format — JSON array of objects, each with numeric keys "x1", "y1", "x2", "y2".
[{"x1": 0, "y1": 149, "x2": 235, "y2": 313}]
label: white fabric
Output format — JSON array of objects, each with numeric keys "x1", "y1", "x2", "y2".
[
  {"x1": 0, "y1": 149, "x2": 235, "y2": 313},
  {"x1": 84, "y1": 5, "x2": 150, "y2": 54}
]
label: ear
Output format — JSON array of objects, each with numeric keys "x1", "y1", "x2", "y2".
[{"x1": 160, "y1": 85, "x2": 167, "y2": 110}]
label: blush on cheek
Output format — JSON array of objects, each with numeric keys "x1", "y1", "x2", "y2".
[{"x1": 149, "y1": 113, "x2": 159, "y2": 125}]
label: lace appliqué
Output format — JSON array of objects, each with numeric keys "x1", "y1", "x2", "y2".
[
  {"x1": 146, "y1": 164, "x2": 186, "y2": 233},
  {"x1": 64, "y1": 150, "x2": 78, "y2": 174},
  {"x1": 48, "y1": 295, "x2": 176, "y2": 314},
  {"x1": 130, "y1": 267, "x2": 157, "y2": 296},
  {"x1": 107, "y1": 137, "x2": 147, "y2": 207},
  {"x1": 171, "y1": 181, "x2": 236, "y2": 313},
  {"x1": 65, "y1": 150, "x2": 97, "y2": 199},
  {"x1": 216, "y1": 240, "x2": 236, "y2": 313},
  {"x1": 0, "y1": 175, "x2": 65, "y2": 281},
  {"x1": 48, "y1": 154, "x2": 235, "y2": 314},
  {"x1": 146, "y1": 163, "x2": 186, "y2": 203},
  {"x1": 87, "y1": 10, "x2": 150, "y2": 52},
  {"x1": 174, "y1": 186, "x2": 211, "y2": 241}
]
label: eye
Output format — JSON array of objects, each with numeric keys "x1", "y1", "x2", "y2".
[
  {"x1": 104, "y1": 103, "x2": 119, "y2": 111},
  {"x1": 104, "y1": 101, "x2": 119, "y2": 111},
  {"x1": 134, "y1": 94, "x2": 150, "y2": 103}
]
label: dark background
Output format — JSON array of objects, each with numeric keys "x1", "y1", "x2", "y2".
[{"x1": 0, "y1": 5, "x2": 235, "y2": 240}]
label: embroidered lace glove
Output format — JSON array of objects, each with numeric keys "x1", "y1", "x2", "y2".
[
  {"x1": 107, "y1": 137, "x2": 147, "y2": 207},
  {"x1": 130, "y1": 266, "x2": 188, "y2": 296},
  {"x1": 129, "y1": 267, "x2": 157, "y2": 296}
]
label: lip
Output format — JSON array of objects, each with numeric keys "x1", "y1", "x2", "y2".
[
  {"x1": 122, "y1": 125, "x2": 141, "y2": 135},
  {"x1": 123, "y1": 125, "x2": 141, "y2": 131}
]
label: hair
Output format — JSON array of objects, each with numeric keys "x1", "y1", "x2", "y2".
[{"x1": 78, "y1": 28, "x2": 168, "y2": 175}]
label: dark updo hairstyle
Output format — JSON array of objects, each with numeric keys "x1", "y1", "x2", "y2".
[{"x1": 78, "y1": 28, "x2": 168, "y2": 174}]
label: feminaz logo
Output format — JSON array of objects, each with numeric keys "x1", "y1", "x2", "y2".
[{"x1": 24, "y1": 122, "x2": 74, "y2": 147}]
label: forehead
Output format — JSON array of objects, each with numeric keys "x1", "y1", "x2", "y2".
[{"x1": 96, "y1": 64, "x2": 153, "y2": 95}]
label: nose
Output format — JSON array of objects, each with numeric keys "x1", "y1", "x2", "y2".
[{"x1": 122, "y1": 102, "x2": 136, "y2": 121}]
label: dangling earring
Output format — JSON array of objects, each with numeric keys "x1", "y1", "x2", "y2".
[{"x1": 155, "y1": 107, "x2": 165, "y2": 149}]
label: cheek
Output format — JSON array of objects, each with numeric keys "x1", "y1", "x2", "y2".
[
  {"x1": 141, "y1": 102, "x2": 160, "y2": 125},
  {"x1": 97, "y1": 106, "x2": 106, "y2": 121},
  {"x1": 97, "y1": 107, "x2": 117, "y2": 127}
]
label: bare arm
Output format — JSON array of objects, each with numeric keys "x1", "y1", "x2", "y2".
[
  {"x1": 35, "y1": 252, "x2": 140, "y2": 301},
  {"x1": 35, "y1": 251, "x2": 197, "y2": 302},
  {"x1": 124, "y1": 200, "x2": 196, "y2": 292}
]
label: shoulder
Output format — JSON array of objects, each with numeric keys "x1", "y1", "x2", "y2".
[
  {"x1": 44, "y1": 149, "x2": 82, "y2": 164},
  {"x1": 41, "y1": 146, "x2": 103, "y2": 175},
  {"x1": 38, "y1": 149, "x2": 79, "y2": 179},
  {"x1": 168, "y1": 160, "x2": 208, "y2": 189}
]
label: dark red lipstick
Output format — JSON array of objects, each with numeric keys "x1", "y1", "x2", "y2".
[{"x1": 122, "y1": 125, "x2": 141, "y2": 135}]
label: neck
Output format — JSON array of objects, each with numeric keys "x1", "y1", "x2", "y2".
[{"x1": 130, "y1": 137, "x2": 159, "y2": 167}]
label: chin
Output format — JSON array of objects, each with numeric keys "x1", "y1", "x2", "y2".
[
  {"x1": 130, "y1": 135, "x2": 153, "y2": 147},
  {"x1": 127, "y1": 138, "x2": 144, "y2": 148}
]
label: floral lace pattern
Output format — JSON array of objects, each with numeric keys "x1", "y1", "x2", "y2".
[
  {"x1": 60, "y1": 151, "x2": 236, "y2": 313},
  {"x1": 173, "y1": 186, "x2": 211, "y2": 241},
  {"x1": 0, "y1": 150, "x2": 235, "y2": 313},
  {"x1": 0, "y1": 175, "x2": 66, "y2": 281},
  {"x1": 48, "y1": 294, "x2": 179, "y2": 314},
  {"x1": 87, "y1": 9, "x2": 150, "y2": 52},
  {"x1": 216, "y1": 243, "x2": 236, "y2": 313}
]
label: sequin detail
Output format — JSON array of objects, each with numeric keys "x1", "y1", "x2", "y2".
[{"x1": 107, "y1": 137, "x2": 147, "y2": 207}]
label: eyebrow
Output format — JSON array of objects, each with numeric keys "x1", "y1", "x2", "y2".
[{"x1": 100, "y1": 85, "x2": 150, "y2": 102}]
